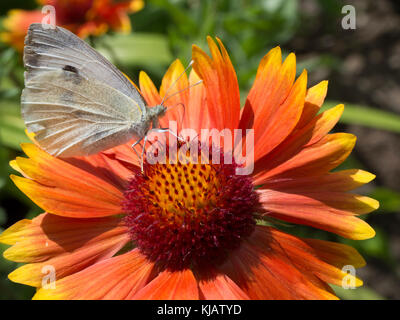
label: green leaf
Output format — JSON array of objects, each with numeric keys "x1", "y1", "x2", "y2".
[
  {"x1": 370, "y1": 187, "x2": 400, "y2": 213},
  {"x1": 0, "y1": 207, "x2": 6, "y2": 225},
  {"x1": 0, "y1": 146, "x2": 7, "y2": 189},
  {"x1": 332, "y1": 285, "x2": 385, "y2": 300},
  {"x1": 323, "y1": 101, "x2": 400, "y2": 133},
  {"x1": 0, "y1": 100, "x2": 29, "y2": 150},
  {"x1": 97, "y1": 33, "x2": 173, "y2": 69},
  {"x1": 150, "y1": 0, "x2": 197, "y2": 33},
  {"x1": 340, "y1": 227, "x2": 392, "y2": 262},
  {"x1": 357, "y1": 229, "x2": 390, "y2": 260}
]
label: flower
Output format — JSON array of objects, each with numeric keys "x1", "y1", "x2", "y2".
[
  {"x1": 38, "y1": 0, "x2": 144, "y2": 37},
  {"x1": 0, "y1": 10, "x2": 44, "y2": 52},
  {"x1": 1, "y1": 0, "x2": 144, "y2": 51},
  {"x1": 0, "y1": 37, "x2": 378, "y2": 299}
]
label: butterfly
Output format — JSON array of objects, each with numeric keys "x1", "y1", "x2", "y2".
[{"x1": 21, "y1": 23, "x2": 190, "y2": 166}]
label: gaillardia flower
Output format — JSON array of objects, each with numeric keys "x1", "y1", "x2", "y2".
[
  {"x1": 1, "y1": 0, "x2": 143, "y2": 51},
  {"x1": 0, "y1": 10, "x2": 44, "y2": 52},
  {"x1": 0, "y1": 38, "x2": 378, "y2": 299},
  {"x1": 39, "y1": 0, "x2": 144, "y2": 37}
]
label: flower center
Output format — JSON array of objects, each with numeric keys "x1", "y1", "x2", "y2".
[{"x1": 123, "y1": 143, "x2": 259, "y2": 270}]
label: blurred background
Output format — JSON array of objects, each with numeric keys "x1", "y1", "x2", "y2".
[{"x1": 0, "y1": 0, "x2": 399, "y2": 299}]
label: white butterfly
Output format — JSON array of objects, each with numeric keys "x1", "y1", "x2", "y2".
[{"x1": 22, "y1": 23, "x2": 179, "y2": 161}]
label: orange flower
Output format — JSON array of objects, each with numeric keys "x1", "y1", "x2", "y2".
[
  {"x1": 1, "y1": 0, "x2": 144, "y2": 51},
  {"x1": 0, "y1": 38, "x2": 378, "y2": 299},
  {"x1": 39, "y1": 0, "x2": 144, "y2": 37},
  {"x1": 1, "y1": 10, "x2": 43, "y2": 52}
]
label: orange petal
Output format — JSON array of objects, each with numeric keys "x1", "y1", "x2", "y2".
[
  {"x1": 103, "y1": 139, "x2": 141, "y2": 168},
  {"x1": 254, "y1": 133, "x2": 356, "y2": 182},
  {"x1": 2, "y1": 213, "x2": 126, "y2": 263},
  {"x1": 139, "y1": 71, "x2": 162, "y2": 106},
  {"x1": 11, "y1": 143, "x2": 123, "y2": 217},
  {"x1": 296, "y1": 80, "x2": 329, "y2": 129},
  {"x1": 239, "y1": 47, "x2": 285, "y2": 131},
  {"x1": 182, "y1": 70, "x2": 209, "y2": 133},
  {"x1": 0, "y1": 219, "x2": 31, "y2": 245},
  {"x1": 197, "y1": 271, "x2": 250, "y2": 300},
  {"x1": 254, "y1": 104, "x2": 344, "y2": 181},
  {"x1": 253, "y1": 227, "x2": 363, "y2": 288},
  {"x1": 192, "y1": 37, "x2": 240, "y2": 131},
  {"x1": 159, "y1": 59, "x2": 189, "y2": 130},
  {"x1": 304, "y1": 238, "x2": 366, "y2": 269},
  {"x1": 295, "y1": 104, "x2": 343, "y2": 148},
  {"x1": 260, "y1": 169, "x2": 376, "y2": 192},
  {"x1": 132, "y1": 269, "x2": 199, "y2": 300},
  {"x1": 9, "y1": 159, "x2": 24, "y2": 177},
  {"x1": 253, "y1": 67, "x2": 306, "y2": 162},
  {"x1": 3, "y1": 213, "x2": 129, "y2": 287},
  {"x1": 33, "y1": 249, "x2": 153, "y2": 299},
  {"x1": 239, "y1": 50, "x2": 300, "y2": 158},
  {"x1": 67, "y1": 152, "x2": 133, "y2": 190},
  {"x1": 259, "y1": 189, "x2": 377, "y2": 239},
  {"x1": 219, "y1": 227, "x2": 337, "y2": 299}
]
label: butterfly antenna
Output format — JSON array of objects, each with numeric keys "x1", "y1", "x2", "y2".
[
  {"x1": 162, "y1": 80, "x2": 203, "y2": 105},
  {"x1": 160, "y1": 60, "x2": 194, "y2": 106}
]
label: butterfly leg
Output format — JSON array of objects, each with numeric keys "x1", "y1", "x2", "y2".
[
  {"x1": 152, "y1": 128, "x2": 185, "y2": 142},
  {"x1": 131, "y1": 137, "x2": 144, "y2": 169},
  {"x1": 135, "y1": 129, "x2": 187, "y2": 172},
  {"x1": 140, "y1": 134, "x2": 150, "y2": 172}
]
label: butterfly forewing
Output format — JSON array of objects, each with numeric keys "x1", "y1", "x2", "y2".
[
  {"x1": 22, "y1": 69, "x2": 143, "y2": 157},
  {"x1": 21, "y1": 23, "x2": 151, "y2": 158},
  {"x1": 24, "y1": 23, "x2": 146, "y2": 110}
]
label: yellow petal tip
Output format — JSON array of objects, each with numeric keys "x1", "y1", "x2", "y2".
[{"x1": 354, "y1": 223, "x2": 376, "y2": 240}]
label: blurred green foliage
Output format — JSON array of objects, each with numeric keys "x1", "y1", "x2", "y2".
[{"x1": 0, "y1": 0, "x2": 399, "y2": 300}]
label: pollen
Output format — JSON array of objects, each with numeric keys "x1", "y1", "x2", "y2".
[{"x1": 123, "y1": 143, "x2": 259, "y2": 270}]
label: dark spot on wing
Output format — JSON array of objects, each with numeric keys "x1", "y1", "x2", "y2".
[
  {"x1": 63, "y1": 65, "x2": 78, "y2": 73},
  {"x1": 62, "y1": 66, "x2": 82, "y2": 85}
]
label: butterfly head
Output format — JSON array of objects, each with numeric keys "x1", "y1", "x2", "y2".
[
  {"x1": 147, "y1": 104, "x2": 167, "y2": 129},
  {"x1": 149, "y1": 104, "x2": 167, "y2": 119}
]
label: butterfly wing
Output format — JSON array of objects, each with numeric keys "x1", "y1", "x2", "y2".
[
  {"x1": 22, "y1": 69, "x2": 144, "y2": 157},
  {"x1": 24, "y1": 23, "x2": 146, "y2": 111}
]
